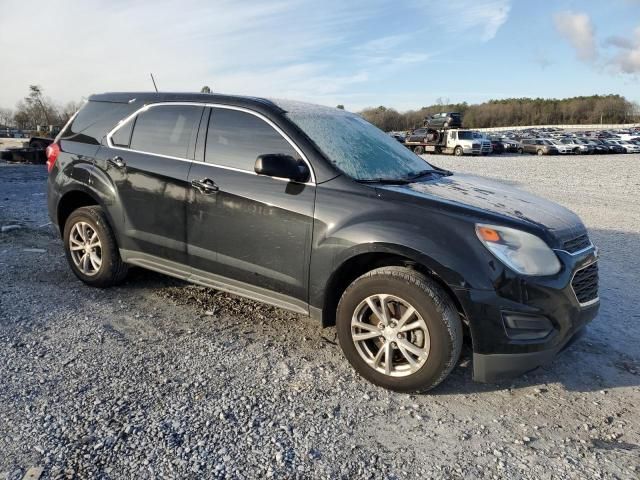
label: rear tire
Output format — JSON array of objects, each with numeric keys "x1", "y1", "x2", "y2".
[
  {"x1": 537, "y1": 149, "x2": 544, "y2": 156},
  {"x1": 63, "y1": 206, "x2": 128, "y2": 288},
  {"x1": 413, "y1": 146, "x2": 425, "y2": 155},
  {"x1": 336, "y1": 267, "x2": 463, "y2": 392},
  {"x1": 517, "y1": 147, "x2": 524, "y2": 154}
]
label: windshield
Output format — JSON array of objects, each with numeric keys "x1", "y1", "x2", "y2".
[{"x1": 279, "y1": 101, "x2": 434, "y2": 181}]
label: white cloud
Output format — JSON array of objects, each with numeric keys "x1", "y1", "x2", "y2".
[
  {"x1": 431, "y1": 0, "x2": 512, "y2": 42},
  {"x1": 553, "y1": 11, "x2": 598, "y2": 61},
  {"x1": 0, "y1": 1, "x2": 368, "y2": 106},
  {"x1": 605, "y1": 36, "x2": 634, "y2": 49},
  {"x1": 605, "y1": 26, "x2": 640, "y2": 74},
  {"x1": 0, "y1": 0, "x2": 513, "y2": 111}
]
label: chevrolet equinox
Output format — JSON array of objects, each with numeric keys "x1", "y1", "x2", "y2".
[{"x1": 47, "y1": 93, "x2": 599, "y2": 392}]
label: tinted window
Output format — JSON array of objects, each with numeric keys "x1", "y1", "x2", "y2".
[
  {"x1": 60, "y1": 100, "x2": 136, "y2": 145},
  {"x1": 130, "y1": 105, "x2": 203, "y2": 158},
  {"x1": 205, "y1": 108, "x2": 300, "y2": 170},
  {"x1": 111, "y1": 118, "x2": 134, "y2": 147}
]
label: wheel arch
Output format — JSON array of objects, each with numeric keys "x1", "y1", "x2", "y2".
[
  {"x1": 56, "y1": 184, "x2": 119, "y2": 241},
  {"x1": 319, "y1": 245, "x2": 468, "y2": 330}
]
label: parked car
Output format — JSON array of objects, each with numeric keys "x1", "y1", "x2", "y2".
[
  {"x1": 546, "y1": 139, "x2": 573, "y2": 154},
  {"x1": 601, "y1": 141, "x2": 625, "y2": 153},
  {"x1": 406, "y1": 127, "x2": 428, "y2": 143},
  {"x1": 582, "y1": 139, "x2": 609, "y2": 154},
  {"x1": 424, "y1": 112, "x2": 462, "y2": 129},
  {"x1": 472, "y1": 132, "x2": 492, "y2": 155},
  {"x1": 490, "y1": 140, "x2": 505, "y2": 154},
  {"x1": 576, "y1": 139, "x2": 596, "y2": 154},
  {"x1": 47, "y1": 92, "x2": 599, "y2": 391},
  {"x1": 518, "y1": 139, "x2": 558, "y2": 155},
  {"x1": 561, "y1": 138, "x2": 590, "y2": 154},
  {"x1": 608, "y1": 140, "x2": 640, "y2": 153},
  {"x1": 500, "y1": 138, "x2": 520, "y2": 152}
]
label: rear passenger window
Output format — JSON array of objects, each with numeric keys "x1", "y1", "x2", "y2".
[
  {"x1": 205, "y1": 108, "x2": 300, "y2": 171},
  {"x1": 130, "y1": 105, "x2": 203, "y2": 158}
]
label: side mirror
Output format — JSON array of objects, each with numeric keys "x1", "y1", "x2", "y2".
[{"x1": 254, "y1": 154, "x2": 310, "y2": 183}]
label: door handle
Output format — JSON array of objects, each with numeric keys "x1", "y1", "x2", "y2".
[
  {"x1": 191, "y1": 178, "x2": 219, "y2": 194},
  {"x1": 107, "y1": 156, "x2": 126, "y2": 169}
]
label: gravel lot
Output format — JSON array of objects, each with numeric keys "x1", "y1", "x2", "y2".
[{"x1": 0, "y1": 154, "x2": 638, "y2": 479}]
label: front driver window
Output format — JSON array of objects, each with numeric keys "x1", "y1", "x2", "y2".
[{"x1": 205, "y1": 108, "x2": 300, "y2": 171}]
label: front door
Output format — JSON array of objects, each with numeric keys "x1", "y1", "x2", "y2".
[{"x1": 187, "y1": 106, "x2": 315, "y2": 305}]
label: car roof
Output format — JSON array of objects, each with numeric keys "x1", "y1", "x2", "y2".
[
  {"x1": 87, "y1": 92, "x2": 349, "y2": 119},
  {"x1": 88, "y1": 91, "x2": 286, "y2": 115}
]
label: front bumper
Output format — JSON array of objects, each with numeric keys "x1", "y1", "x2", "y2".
[
  {"x1": 473, "y1": 310, "x2": 595, "y2": 382},
  {"x1": 453, "y1": 246, "x2": 599, "y2": 383}
]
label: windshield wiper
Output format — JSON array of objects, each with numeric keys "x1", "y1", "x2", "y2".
[
  {"x1": 356, "y1": 178, "x2": 413, "y2": 184},
  {"x1": 356, "y1": 168, "x2": 453, "y2": 185},
  {"x1": 402, "y1": 168, "x2": 452, "y2": 181}
]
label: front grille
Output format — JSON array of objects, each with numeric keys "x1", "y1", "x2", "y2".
[
  {"x1": 571, "y1": 262, "x2": 599, "y2": 305},
  {"x1": 563, "y1": 233, "x2": 591, "y2": 253}
]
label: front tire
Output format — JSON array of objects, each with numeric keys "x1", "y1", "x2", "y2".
[
  {"x1": 454, "y1": 146, "x2": 463, "y2": 156},
  {"x1": 63, "y1": 206, "x2": 128, "y2": 287},
  {"x1": 336, "y1": 267, "x2": 463, "y2": 392}
]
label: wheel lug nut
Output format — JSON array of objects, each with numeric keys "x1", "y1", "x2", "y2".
[
  {"x1": 391, "y1": 342, "x2": 397, "y2": 348},
  {"x1": 397, "y1": 333, "x2": 402, "y2": 339}
]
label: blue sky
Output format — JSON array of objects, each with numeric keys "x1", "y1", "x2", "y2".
[{"x1": 0, "y1": 0, "x2": 638, "y2": 111}]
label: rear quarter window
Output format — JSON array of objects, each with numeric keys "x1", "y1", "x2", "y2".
[{"x1": 60, "y1": 101, "x2": 136, "y2": 145}]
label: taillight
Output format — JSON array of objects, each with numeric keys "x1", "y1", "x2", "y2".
[{"x1": 46, "y1": 143, "x2": 60, "y2": 172}]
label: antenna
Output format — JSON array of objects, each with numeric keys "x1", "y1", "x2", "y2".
[{"x1": 150, "y1": 73, "x2": 159, "y2": 92}]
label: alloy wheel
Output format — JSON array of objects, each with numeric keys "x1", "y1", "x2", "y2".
[
  {"x1": 351, "y1": 294, "x2": 430, "y2": 377},
  {"x1": 69, "y1": 221, "x2": 102, "y2": 276}
]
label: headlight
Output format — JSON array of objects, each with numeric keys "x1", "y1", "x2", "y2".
[{"x1": 475, "y1": 224, "x2": 561, "y2": 276}]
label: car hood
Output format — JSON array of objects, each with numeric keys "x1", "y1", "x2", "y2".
[{"x1": 379, "y1": 173, "x2": 585, "y2": 241}]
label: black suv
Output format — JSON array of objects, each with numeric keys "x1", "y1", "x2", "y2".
[{"x1": 47, "y1": 93, "x2": 599, "y2": 392}]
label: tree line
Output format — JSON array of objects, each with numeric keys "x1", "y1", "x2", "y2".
[
  {"x1": 359, "y1": 95, "x2": 639, "y2": 131},
  {"x1": 0, "y1": 86, "x2": 82, "y2": 132},
  {"x1": 2, "y1": 87, "x2": 637, "y2": 134}
]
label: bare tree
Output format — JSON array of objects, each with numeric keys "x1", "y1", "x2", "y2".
[
  {"x1": 0, "y1": 108, "x2": 13, "y2": 127},
  {"x1": 13, "y1": 85, "x2": 63, "y2": 130}
]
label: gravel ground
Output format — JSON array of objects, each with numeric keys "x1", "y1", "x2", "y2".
[{"x1": 0, "y1": 155, "x2": 638, "y2": 479}]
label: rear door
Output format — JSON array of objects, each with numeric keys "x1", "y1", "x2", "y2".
[
  {"x1": 186, "y1": 106, "x2": 315, "y2": 307},
  {"x1": 100, "y1": 104, "x2": 204, "y2": 265}
]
